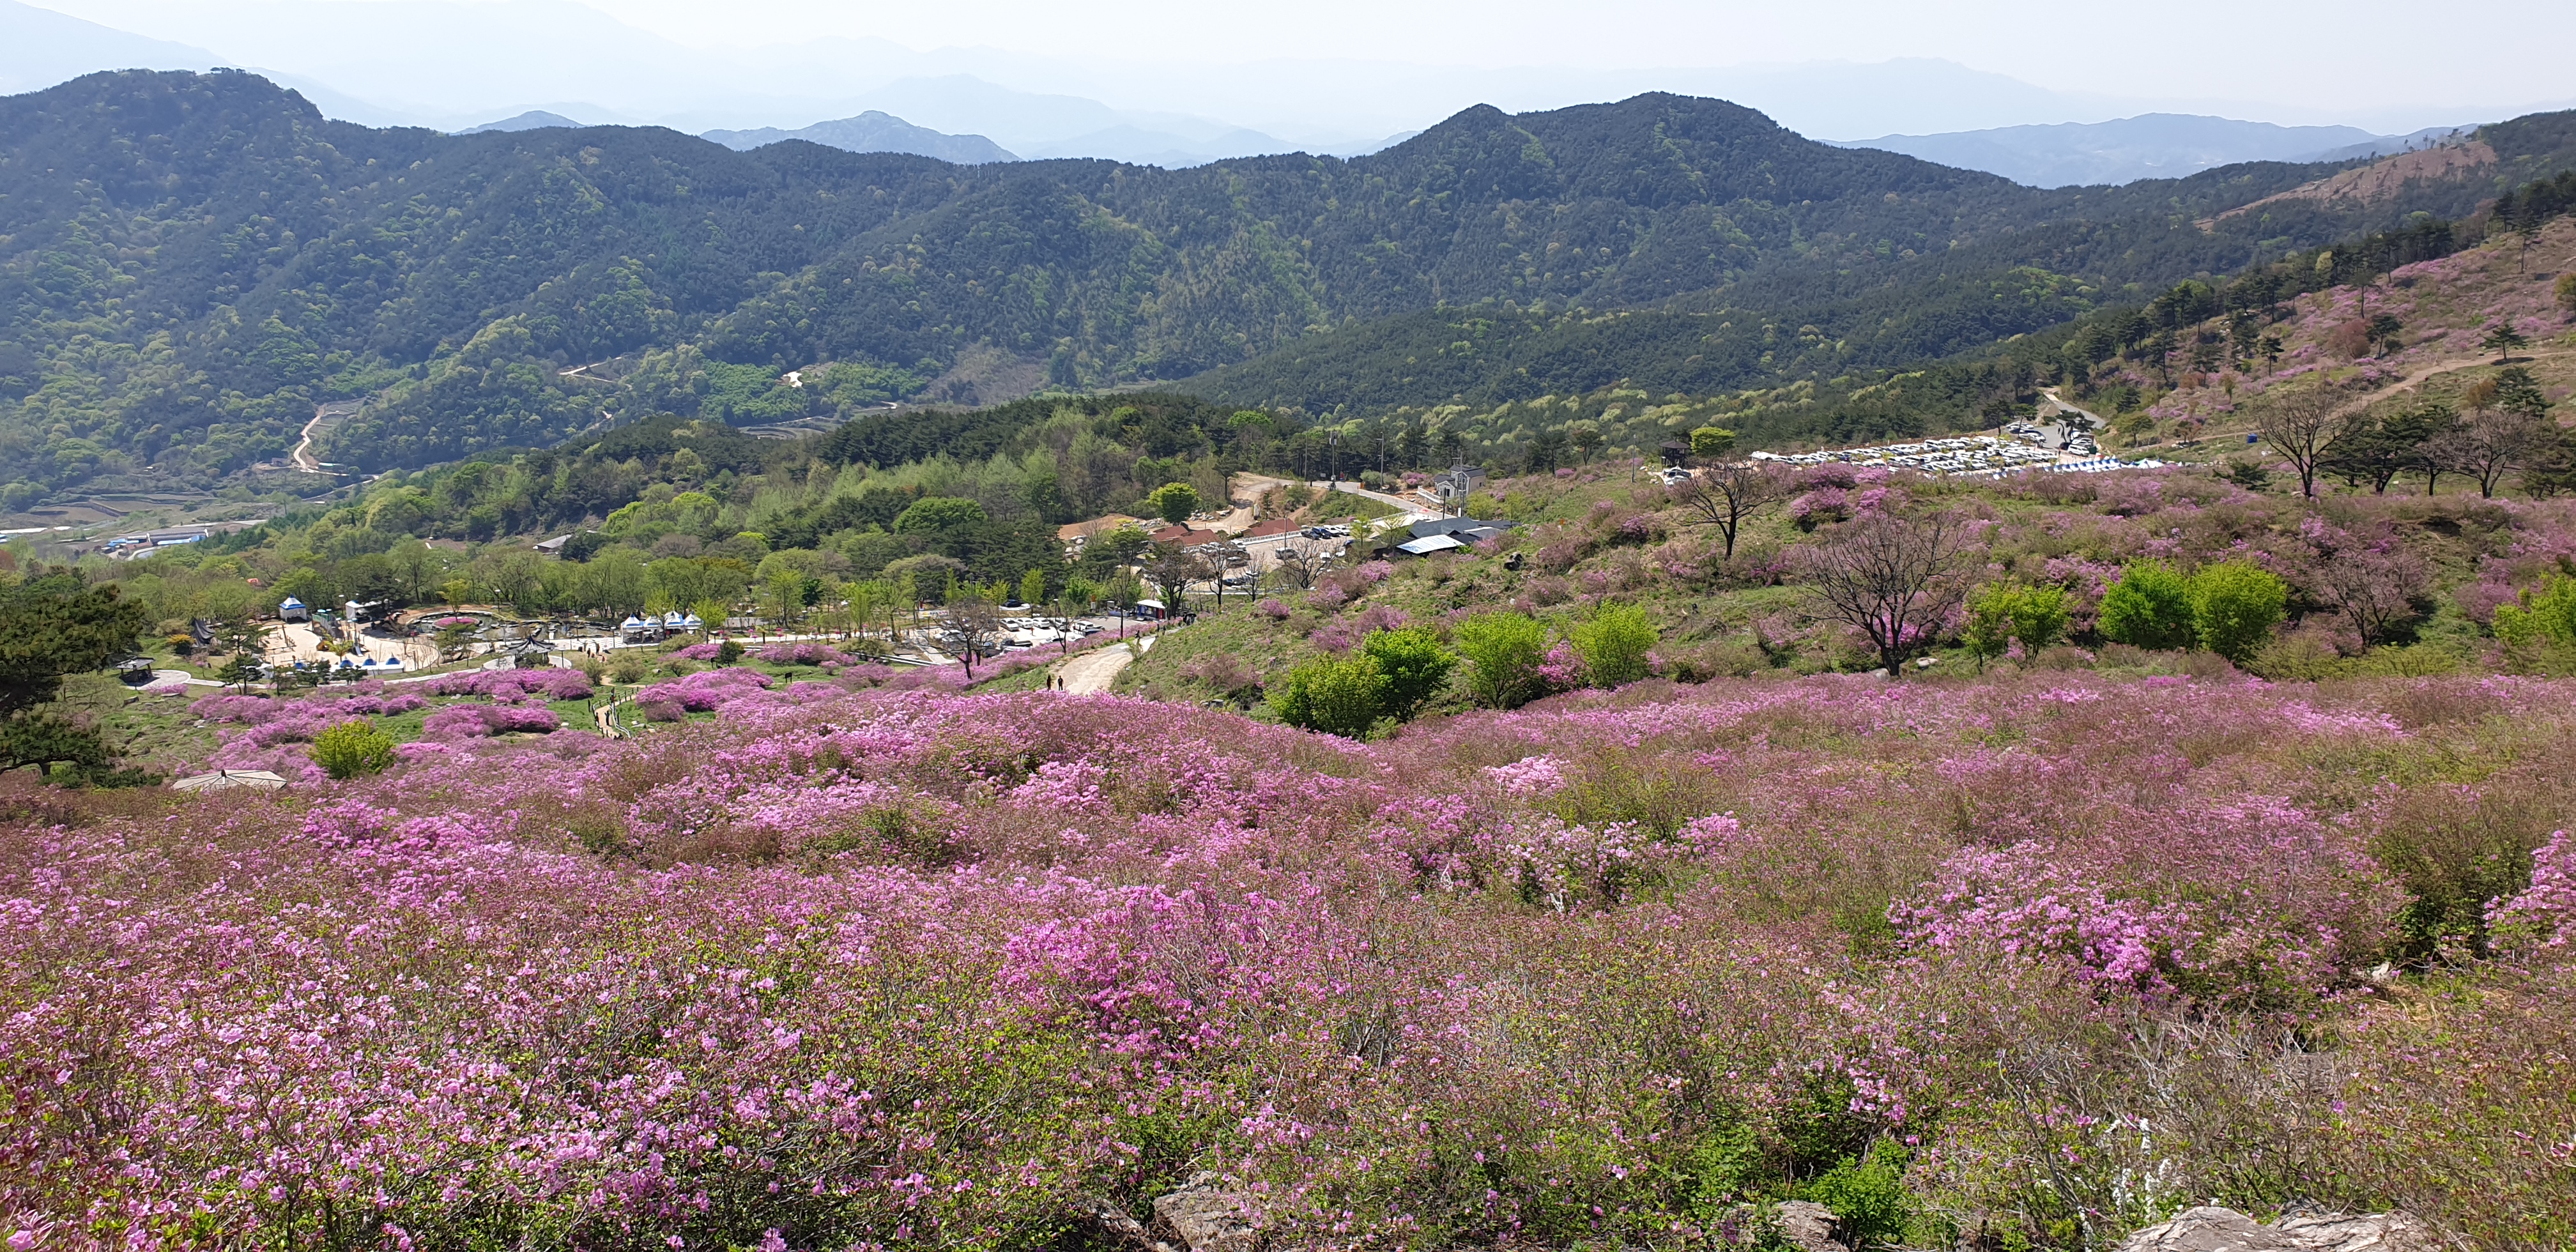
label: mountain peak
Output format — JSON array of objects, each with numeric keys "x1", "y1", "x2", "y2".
[
  {"x1": 460, "y1": 110, "x2": 587, "y2": 134},
  {"x1": 702, "y1": 110, "x2": 1015, "y2": 164}
]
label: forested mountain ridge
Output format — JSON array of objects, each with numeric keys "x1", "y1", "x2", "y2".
[
  {"x1": 1193, "y1": 109, "x2": 2576, "y2": 415},
  {"x1": 7, "y1": 68, "x2": 2574, "y2": 508}
]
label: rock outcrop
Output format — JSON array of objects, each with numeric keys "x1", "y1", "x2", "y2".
[
  {"x1": 1774, "y1": 1200, "x2": 1851, "y2": 1252},
  {"x1": 1092, "y1": 1173, "x2": 1265, "y2": 1252},
  {"x1": 2115, "y1": 1207, "x2": 2437, "y2": 1252},
  {"x1": 1151, "y1": 1173, "x2": 1263, "y2": 1252}
]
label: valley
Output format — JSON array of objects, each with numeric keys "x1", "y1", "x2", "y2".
[{"x1": 4, "y1": 50, "x2": 2576, "y2": 1252}]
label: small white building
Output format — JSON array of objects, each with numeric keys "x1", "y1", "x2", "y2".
[{"x1": 277, "y1": 596, "x2": 310, "y2": 622}]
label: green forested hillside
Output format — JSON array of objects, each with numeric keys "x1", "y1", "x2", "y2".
[{"x1": 8, "y1": 69, "x2": 2576, "y2": 507}]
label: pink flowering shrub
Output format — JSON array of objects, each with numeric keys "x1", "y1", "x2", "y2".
[
  {"x1": 2488, "y1": 830, "x2": 2575, "y2": 952},
  {"x1": 756, "y1": 642, "x2": 856, "y2": 666},
  {"x1": 1788, "y1": 487, "x2": 1850, "y2": 527},
  {"x1": 1533, "y1": 640, "x2": 1589, "y2": 689},
  {"x1": 1483, "y1": 753, "x2": 1567, "y2": 795},
  {"x1": 197, "y1": 689, "x2": 428, "y2": 731},
  {"x1": 1347, "y1": 604, "x2": 1409, "y2": 635},
  {"x1": 12, "y1": 668, "x2": 2576, "y2": 1246},
  {"x1": 192, "y1": 689, "x2": 438, "y2": 781},
  {"x1": 1258, "y1": 597, "x2": 1292, "y2": 620},
  {"x1": 630, "y1": 665, "x2": 778, "y2": 712},
  {"x1": 424, "y1": 667, "x2": 592, "y2": 701},
  {"x1": 421, "y1": 702, "x2": 564, "y2": 738}
]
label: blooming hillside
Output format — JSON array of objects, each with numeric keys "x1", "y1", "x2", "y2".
[
  {"x1": 2129, "y1": 215, "x2": 2576, "y2": 441},
  {"x1": 6, "y1": 670, "x2": 2572, "y2": 1248}
]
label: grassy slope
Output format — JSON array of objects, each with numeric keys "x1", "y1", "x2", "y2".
[
  {"x1": 2125, "y1": 215, "x2": 2576, "y2": 461},
  {"x1": 1114, "y1": 443, "x2": 2560, "y2": 714}
]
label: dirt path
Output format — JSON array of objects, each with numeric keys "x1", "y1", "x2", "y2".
[
  {"x1": 289, "y1": 409, "x2": 329, "y2": 472},
  {"x1": 291, "y1": 401, "x2": 364, "y2": 473},
  {"x1": 2149, "y1": 346, "x2": 2570, "y2": 455},
  {"x1": 1057, "y1": 636, "x2": 1150, "y2": 694},
  {"x1": 2324, "y1": 347, "x2": 2571, "y2": 422}
]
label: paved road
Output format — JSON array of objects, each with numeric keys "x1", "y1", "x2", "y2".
[
  {"x1": 1311, "y1": 480, "x2": 1439, "y2": 522},
  {"x1": 1057, "y1": 636, "x2": 1151, "y2": 694}
]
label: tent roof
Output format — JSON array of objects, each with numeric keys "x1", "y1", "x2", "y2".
[{"x1": 1394, "y1": 533, "x2": 1467, "y2": 555}]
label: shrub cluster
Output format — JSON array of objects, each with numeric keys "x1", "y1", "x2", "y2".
[{"x1": 20, "y1": 670, "x2": 2570, "y2": 1246}]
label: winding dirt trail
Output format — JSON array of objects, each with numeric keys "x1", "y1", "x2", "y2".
[
  {"x1": 2322, "y1": 346, "x2": 2573, "y2": 422},
  {"x1": 1057, "y1": 636, "x2": 1150, "y2": 694},
  {"x1": 289, "y1": 409, "x2": 329, "y2": 472}
]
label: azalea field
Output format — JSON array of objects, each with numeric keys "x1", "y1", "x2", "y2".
[
  {"x1": 19, "y1": 419, "x2": 2576, "y2": 1248},
  {"x1": 6, "y1": 661, "x2": 2573, "y2": 1250}
]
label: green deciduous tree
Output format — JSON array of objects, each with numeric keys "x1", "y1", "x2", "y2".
[
  {"x1": 1145, "y1": 482, "x2": 1202, "y2": 525},
  {"x1": 2492, "y1": 574, "x2": 2576, "y2": 652},
  {"x1": 1269, "y1": 654, "x2": 1386, "y2": 738},
  {"x1": 1453, "y1": 611, "x2": 1550, "y2": 709},
  {"x1": 2186, "y1": 561, "x2": 2288, "y2": 664},
  {"x1": 1963, "y1": 582, "x2": 2071, "y2": 668},
  {"x1": 2097, "y1": 561, "x2": 2196, "y2": 652},
  {"x1": 1359, "y1": 627, "x2": 1456, "y2": 721},
  {"x1": 1570, "y1": 604, "x2": 1659, "y2": 687}
]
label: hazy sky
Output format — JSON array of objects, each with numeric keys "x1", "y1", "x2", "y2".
[
  {"x1": 535, "y1": 0, "x2": 2576, "y2": 116},
  {"x1": 26, "y1": 0, "x2": 2576, "y2": 142}
]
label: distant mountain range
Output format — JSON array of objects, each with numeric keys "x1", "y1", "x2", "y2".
[
  {"x1": 12, "y1": 0, "x2": 2556, "y2": 171},
  {"x1": 13, "y1": 69, "x2": 2575, "y2": 510},
  {"x1": 702, "y1": 111, "x2": 1015, "y2": 164},
  {"x1": 1841, "y1": 114, "x2": 2481, "y2": 187},
  {"x1": 813, "y1": 76, "x2": 1301, "y2": 168}
]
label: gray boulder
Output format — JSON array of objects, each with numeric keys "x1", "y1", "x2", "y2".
[
  {"x1": 2116, "y1": 1208, "x2": 2436, "y2": 1252},
  {"x1": 2272, "y1": 1212, "x2": 2437, "y2": 1252},
  {"x1": 1151, "y1": 1172, "x2": 1263, "y2": 1252},
  {"x1": 1774, "y1": 1200, "x2": 1850, "y2": 1252}
]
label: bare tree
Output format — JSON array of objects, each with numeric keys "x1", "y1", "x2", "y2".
[
  {"x1": 2427, "y1": 410, "x2": 2552, "y2": 499},
  {"x1": 1144, "y1": 546, "x2": 1212, "y2": 612},
  {"x1": 1667, "y1": 462, "x2": 1793, "y2": 559},
  {"x1": 2309, "y1": 542, "x2": 2429, "y2": 646},
  {"x1": 1201, "y1": 540, "x2": 1248, "y2": 611},
  {"x1": 934, "y1": 593, "x2": 1006, "y2": 678},
  {"x1": 1798, "y1": 511, "x2": 1976, "y2": 674},
  {"x1": 1269, "y1": 537, "x2": 1330, "y2": 590},
  {"x1": 2255, "y1": 385, "x2": 2356, "y2": 498}
]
